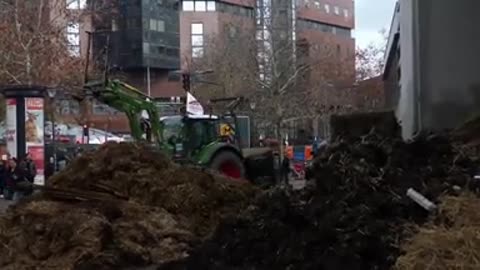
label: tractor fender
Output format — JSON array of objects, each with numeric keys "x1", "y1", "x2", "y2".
[
  {"x1": 209, "y1": 146, "x2": 244, "y2": 165},
  {"x1": 194, "y1": 142, "x2": 243, "y2": 166}
]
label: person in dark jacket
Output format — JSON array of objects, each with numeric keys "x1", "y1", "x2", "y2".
[
  {"x1": 4, "y1": 158, "x2": 15, "y2": 200},
  {"x1": 23, "y1": 152, "x2": 37, "y2": 184},
  {"x1": 281, "y1": 151, "x2": 290, "y2": 186},
  {"x1": 5, "y1": 158, "x2": 28, "y2": 201}
]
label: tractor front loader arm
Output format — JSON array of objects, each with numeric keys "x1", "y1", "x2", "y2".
[{"x1": 83, "y1": 79, "x2": 163, "y2": 144}]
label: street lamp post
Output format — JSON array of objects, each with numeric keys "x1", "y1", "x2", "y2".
[{"x1": 47, "y1": 89, "x2": 57, "y2": 172}]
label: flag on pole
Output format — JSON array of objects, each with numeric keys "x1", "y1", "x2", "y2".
[{"x1": 186, "y1": 92, "x2": 204, "y2": 115}]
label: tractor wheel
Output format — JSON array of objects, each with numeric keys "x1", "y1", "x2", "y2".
[{"x1": 210, "y1": 151, "x2": 246, "y2": 179}]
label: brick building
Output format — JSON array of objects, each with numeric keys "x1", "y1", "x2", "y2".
[
  {"x1": 179, "y1": 0, "x2": 256, "y2": 64},
  {"x1": 296, "y1": 0, "x2": 355, "y2": 82}
]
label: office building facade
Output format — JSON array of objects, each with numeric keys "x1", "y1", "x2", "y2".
[{"x1": 296, "y1": 0, "x2": 355, "y2": 82}]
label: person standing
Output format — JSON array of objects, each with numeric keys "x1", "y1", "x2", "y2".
[
  {"x1": 14, "y1": 158, "x2": 31, "y2": 201},
  {"x1": 20, "y1": 153, "x2": 36, "y2": 196},
  {"x1": 281, "y1": 151, "x2": 290, "y2": 186},
  {"x1": 23, "y1": 152, "x2": 37, "y2": 184},
  {"x1": 5, "y1": 158, "x2": 25, "y2": 201}
]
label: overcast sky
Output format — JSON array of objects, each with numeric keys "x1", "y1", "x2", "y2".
[{"x1": 355, "y1": 0, "x2": 397, "y2": 48}]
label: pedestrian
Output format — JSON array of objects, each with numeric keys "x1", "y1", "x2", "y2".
[
  {"x1": 4, "y1": 158, "x2": 19, "y2": 200},
  {"x1": 23, "y1": 152, "x2": 37, "y2": 184},
  {"x1": 281, "y1": 151, "x2": 290, "y2": 186},
  {"x1": 6, "y1": 158, "x2": 30, "y2": 201}
]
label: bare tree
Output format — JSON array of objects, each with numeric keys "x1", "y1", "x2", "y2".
[
  {"x1": 355, "y1": 29, "x2": 388, "y2": 81},
  {"x1": 0, "y1": 0, "x2": 85, "y2": 87},
  {"x1": 355, "y1": 44, "x2": 385, "y2": 81},
  {"x1": 190, "y1": 23, "x2": 314, "y2": 141},
  {"x1": 190, "y1": 25, "x2": 257, "y2": 100},
  {"x1": 190, "y1": 22, "x2": 357, "y2": 143},
  {"x1": 0, "y1": 0, "x2": 90, "y2": 123}
]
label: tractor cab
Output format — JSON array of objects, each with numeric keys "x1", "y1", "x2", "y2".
[{"x1": 160, "y1": 114, "x2": 230, "y2": 161}]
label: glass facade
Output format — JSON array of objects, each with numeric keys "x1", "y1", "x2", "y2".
[{"x1": 96, "y1": 0, "x2": 180, "y2": 70}]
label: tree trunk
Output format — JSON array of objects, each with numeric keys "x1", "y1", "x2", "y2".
[
  {"x1": 275, "y1": 121, "x2": 284, "y2": 162},
  {"x1": 25, "y1": 51, "x2": 32, "y2": 84}
]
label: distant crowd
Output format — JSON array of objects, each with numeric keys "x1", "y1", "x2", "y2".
[{"x1": 0, "y1": 153, "x2": 37, "y2": 201}]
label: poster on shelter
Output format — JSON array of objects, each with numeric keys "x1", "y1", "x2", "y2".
[
  {"x1": 25, "y1": 98, "x2": 45, "y2": 185},
  {"x1": 25, "y1": 98, "x2": 44, "y2": 145}
]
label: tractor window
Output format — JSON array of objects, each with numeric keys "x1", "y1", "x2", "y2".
[
  {"x1": 186, "y1": 120, "x2": 218, "y2": 151},
  {"x1": 190, "y1": 121, "x2": 205, "y2": 150},
  {"x1": 161, "y1": 117, "x2": 184, "y2": 143}
]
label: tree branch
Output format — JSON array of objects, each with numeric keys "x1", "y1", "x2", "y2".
[{"x1": 0, "y1": 69, "x2": 22, "y2": 84}]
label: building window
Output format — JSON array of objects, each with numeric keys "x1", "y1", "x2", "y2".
[
  {"x1": 324, "y1": 4, "x2": 330, "y2": 13},
  {"x1": 183, "y1": 1, "x2": 194, "y2": 10},
  {"x1": 143, "y1": 42, "x2": 150, "y2": 53},
  {"x1": 314, "y1": 0, "x2": 320, "y2": 8},
  {"x1": 334, "y1": 6, "x2": 340, "y2": 15},
  {"x1": 217, "y1": 2, "x2": 254, "y2": 17},
  {"x1": 149, "y1": 19, "x2": 165, "y2": 32},
  {"x1": 191, "y1": 23, "x2": 204, "y2": 58},
  {"x1": 343, "y1": 9, "x2": 349, "y2": 18},
  {"x1": 66, "y1": 22, "x2": 80, "y2": 56},
  {"x1": 149, "y1": 19, "x2": 156, "y2": 30},
  {"x1": 66, "y1": 0, "x2": 86, "y2": 9},
  {"x1": 195, "y1": 1, "x2": 206, "y2": 11},
  {"x1": 183, "y1": 0, "x2": 216, "y2": 11},
  {"x1": 207, "y1": 1, "x2": 216, "y2": 10},
  {"x1": 158, "y1": 20, "x2": 165, "y2": 31},
  {"x1": 296, "y1": 19, "x2": 351, "y2": 38}
]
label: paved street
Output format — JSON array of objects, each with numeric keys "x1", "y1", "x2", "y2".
[{"x1": 0, "y1": 199, "x2": 13, "y2": 215}]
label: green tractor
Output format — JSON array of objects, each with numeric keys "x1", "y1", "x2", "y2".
[{"x1": 81, "y1": 79, "x2": 275, "y2": 183}]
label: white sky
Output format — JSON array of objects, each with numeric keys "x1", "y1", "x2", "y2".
[{"x1": 354, "y1": 0, "x2": 397, "y2": 48}]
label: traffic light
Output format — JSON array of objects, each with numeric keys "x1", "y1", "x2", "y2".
[{"x1": 182, "y1": 74, "x2": 190, "y2": 92}]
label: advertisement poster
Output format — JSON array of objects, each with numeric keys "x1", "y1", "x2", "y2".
[
  {"x1": 6, "y1": 99, "x2": 17, "y2": 159},
  {"x1": 25, "y1": 98, "x2": 45, "y2": 185}
]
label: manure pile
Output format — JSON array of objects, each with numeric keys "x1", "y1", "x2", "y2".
[
  {"x1": 1, "y1": 127, "x2": 478, "y2": 270},
  {"x1": 160, "y1": 133, "x2": 476, "y2": 270},
  {"x1": 0, "y1": 142, "x2": 255, "y2": 270}
]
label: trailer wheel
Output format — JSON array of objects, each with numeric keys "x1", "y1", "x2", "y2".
[{"x1": 210, "y1": 151, "x2": 246, "y2": 179}]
